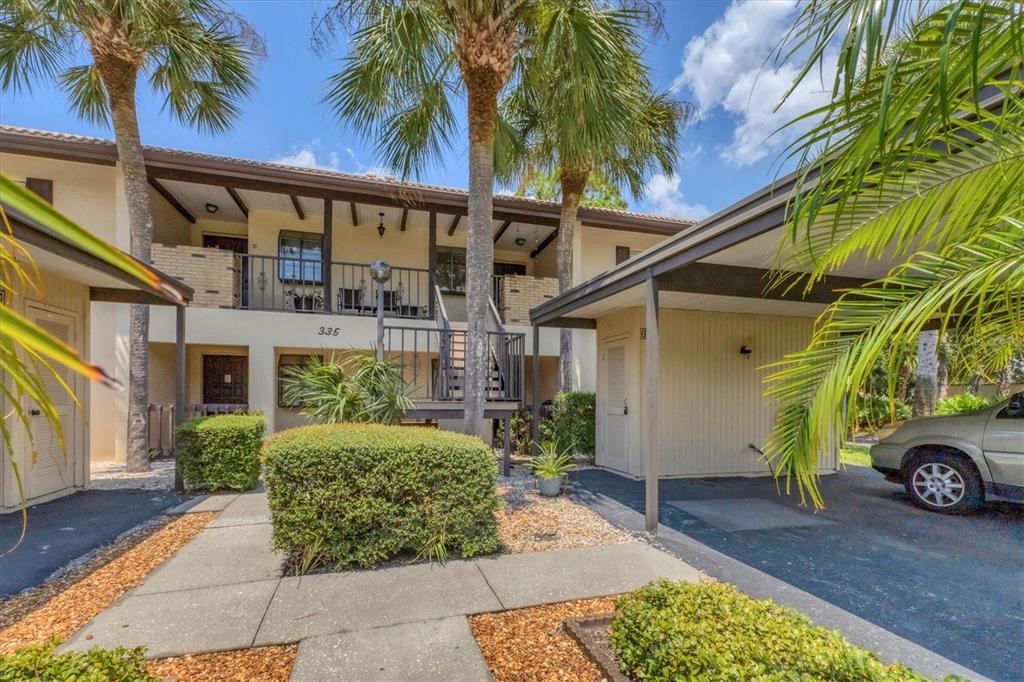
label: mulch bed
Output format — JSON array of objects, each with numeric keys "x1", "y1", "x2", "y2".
[
  {"x1": 469, "y1": 596, "x2": 620, "y2": 681},
  {"x1": 148, "y1": 645, "x2": 298, "y2": 681},
  {"x1": 0, "y1": 512, "x2": 215, "y2": 653},
  {"x1": 496, "y1": 475, "x2": 631, "y2": 554}
]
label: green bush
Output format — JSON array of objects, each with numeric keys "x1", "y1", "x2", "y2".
[
  {"x1": 495, "y1": 409, "x2": 534, "y2": 456},
  {"x1": 0, "y1": 641, "x2": 156, "y2": 681},
  {"x1": 936, "y1": 392, "x2": 1000, "y2": 415},
  {"x1": 547, "y1": 392, "x2": 596, "y2": 462},
  {"x1": 856, "y1": 394, "x2": 912, "y2": 429},
  {"x1": 262, "y1": 424, "x2": 500, "y2": 569},
  {"x1": 611, "y1": 581, "x2": 926, "y2": 682},
  {"x1": 176, "y1": 413, "x2": 265, "y2": 492}
]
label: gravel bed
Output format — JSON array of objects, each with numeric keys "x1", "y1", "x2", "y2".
[
  {"x1": 0, "y1": 512, "x2": 214, "y2": 653},
  {"x1": 149, "y1": 645, "x2": 297, "y2": 681},
  {"x1": 469, "y1": 596, "x2": 620, "y2": 681},
  {"x1": 496, "y1": 471, "x2": 632, "y2": 554},
  {"x1": 89, "y1": 460, "x2": 175, "y2": 491}
]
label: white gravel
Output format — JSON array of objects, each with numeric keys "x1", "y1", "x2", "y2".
[{"x1": 88, "y1": 460, "x2": 175, "y2": 491}]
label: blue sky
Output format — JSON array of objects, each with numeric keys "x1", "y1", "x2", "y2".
[{"x1": 0, "y1": 1, "x2": 832, "y2": 221}]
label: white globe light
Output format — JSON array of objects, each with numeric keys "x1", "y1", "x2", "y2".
[{"x1": 369, "y1": 260, "x2": 392, "y2": 283}]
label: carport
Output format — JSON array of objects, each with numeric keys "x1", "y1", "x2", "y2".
[{"x1": 529, "y1": 171, "x2": 889, "y2": 532}]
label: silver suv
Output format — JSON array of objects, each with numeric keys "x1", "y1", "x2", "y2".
[{"x1": 870, "y1": 392, "x2": 1024, "y2": 513}]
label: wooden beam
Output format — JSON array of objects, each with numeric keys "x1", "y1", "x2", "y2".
[
  {"x1": 656, "y1": 262, "x2": 869, "y2": 305},
  {"x1": 400, "y1": 207, "x2": 409, "y2": 231},
  {"x1": 90, "y1": 287, "x2": 181, "y2": 306},
  {"x1": 644, "y1": 272, "x2": 659, "y2": 533},
  {"x1": 225, "y1": 186, "x2": 248, "y2": 217},
  {"x1": 289, "y1": 195, "x2": 305, "y2": 220},
  {"x1": 536, "y1": 316, "x2": 596, "y2": 330},
  {"x1": 531, "y1": 325, "x2": 541, "y2": 455},
  {"x1": 323, "y1": 199, "x2": 333, "y2": 313},
  {"x1": 530, "y1": 228, "x2": 558, "y2": 258},
  {"x1": 428, "y1": 211, "x2": 437, "y2": 319},
  {"x1": 446, "y1": 214, "x2": 460, "y2": 236},
  {"x1": 349, "y1": 201, "x2": 359, "y2": 226},
  {"x1": 493, "y1": 219, "x2": 512, "y2": 243},
  {"x1": 148, "y1": 177, "x2": 195, "y2": 223},
  {"x1": 174, "y1": 303, "x2": 187, "y2": 491}
]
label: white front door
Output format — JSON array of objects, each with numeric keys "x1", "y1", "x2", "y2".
[
  {"x1": 25, "y1": 306, "x2": 77, "y2": 500},
  {"x1": 602, "y1": 339, "x2": 629, "y2": 471}
]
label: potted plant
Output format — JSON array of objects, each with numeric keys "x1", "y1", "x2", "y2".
[{"x1": 527, "y1": 440, "x2": 575, "y2": 497}]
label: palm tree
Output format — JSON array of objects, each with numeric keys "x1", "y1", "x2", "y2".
[
  {"x1": 500, "y1": 2, "x2": 689, "y2": 391},
  {"x1": 1, "y1": 0, "x2": 260, "y2": 470},
  {"x1": 761, "y1": 0, "x2": 1023, "y2": 507}
]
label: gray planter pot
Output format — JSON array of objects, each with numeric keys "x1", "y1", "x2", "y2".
[{"x1": 537, "y1": 475, "x2": 563, "y2": 497}]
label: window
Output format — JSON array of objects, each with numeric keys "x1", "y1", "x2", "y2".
[
  {"x1": 997, "y1": 392, "x2": 1024, "y2": 419},
  {"x1": 278, "y1": 353, "x2": 323, "y2": 407},
  {"x1": 278, "y1": 231, "x2": 323, "y2": 283},
  {"x1": 436, "y1": 247, "x2": 466, "y2": 292},
  {"x1": 494, "y1": 261, "x2": 526, "y2": 277},
  {"x1": 615, "y1": 246, "x2": 640, "y2": 265}
]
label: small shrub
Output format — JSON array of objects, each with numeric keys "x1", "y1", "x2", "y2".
[
  {"x1": 494, "y1": 409, "x2": 534, "y2": 455},
  {"x1": 262, "y1": 424, "x2": 500, "y2": 569},
  {"x1": 176, "y1": 413, "x2": 265, "y2": 492},
  {"x1": 856, "y1": 394, "x2": 911, "y2": 429},
  {"x1": 547, "y1": 392, "x2": 595, "y2": 462},
  {"x1": 611, "y1": 581, "x2": 926, "y2": 682},
  {"x1": 281, "y1": 353, "x2": 413, "y2": 424},
  {"x1": 0, "y1": 640, "x2": 156, "y2": 681},
  {"x1": 936, "y1": 392, "x2": 999, "y2": 415}
]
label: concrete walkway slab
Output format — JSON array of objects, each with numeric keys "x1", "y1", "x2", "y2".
[
  {"x1": 255, "y1": 561, "x2": 502, "y2": 645},
  {"x1": 206, "y1": 491, "x2": 270, "y2": 528},
  {"x1": 290, "y1": 617, "x2": 491, "y2": 682},
  {"x1": 63, "y1": 580, "x2": 279, "y2": 658},
  {"x1": 133, "y1": 523, "x2": 283, "y2": 595},
  {"x1": 476, "y1": 541, "x2": 701, "y2": 609},
  {"x1": 166, "y1": 493, "x2": 238, "y2": 515}
]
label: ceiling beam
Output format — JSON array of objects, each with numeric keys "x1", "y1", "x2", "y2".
[
  {"x1": 148, "y1": 177, "x2": 195, "y2": 223},
  {"x1": 400, "y1": 207, "x2": 409, "y2": 231},
  {"x1": 289, "y1": 195, "x2": 305, "y2": 220},
  {"x1": 349, "y1": 201, "x2": 359, "y2": 226},
  {"x1": 655, "y1": 262, "x2": 869, "y2": 305},
  {"x1": 530, "y1": 228, "x2": 558, "y2": 258},
  {"x1": 447, "y1": 214, "x2": 460, "y2": 236},
  {"x1": 225, "y1": 186, "x2": 248, "y2": 217},
  {"x1": 493, "y1": 219, "x2": 512, "y2": 243}
]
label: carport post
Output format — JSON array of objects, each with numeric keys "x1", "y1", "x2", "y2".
[
  {"x1": 173, "y1": 304, "x2": 186, "y2": 493},
  {"x1": 644, "y1": 273, "x2": 659, "y2": 533},
  {"x1": 531, "y1": 325, "x2": 540, "y2": 455}
]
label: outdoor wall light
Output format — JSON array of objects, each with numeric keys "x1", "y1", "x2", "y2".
[
  {"x1": 205, "y1": 203, "x2": 218, "y2": 214},
  {"x1": 740, "y1": 345, "x2": 753, "y2": 358},
  {"x1": 377, "y1": 211, "x2": 386, "y2": 238},
  {"x1": 369, "y1": 259, "x2": 392, "y2": 284},
  {"x1": 514, "y1": 237, "x2": 527, "y2": 246}
]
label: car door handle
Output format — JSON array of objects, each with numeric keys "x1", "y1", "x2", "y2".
[
  {"x1": 29, "y1": 409, "x2": 41, "y2": 416},
  {"x1": 623, "y1": 399, "x2": 628, "y2": 416}
]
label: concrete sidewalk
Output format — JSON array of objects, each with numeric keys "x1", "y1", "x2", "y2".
[{"x1": 64, "y1": 490, "x2": 701, "y2": 679}]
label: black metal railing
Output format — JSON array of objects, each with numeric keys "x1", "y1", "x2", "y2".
[
  {"x1": 148, "y1": 403, "x2": 249, "y2": 456},
  {"x1": 236, "y1": 255, "x2": 430, "y2": 318}
]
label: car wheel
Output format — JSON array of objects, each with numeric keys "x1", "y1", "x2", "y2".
[{"x1": 903, "y1": 451, "x2": 983, "y2": 514}]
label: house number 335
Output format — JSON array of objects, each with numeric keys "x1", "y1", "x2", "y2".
[{"x1": 318, "y1": 326, "x2": 341, "y2": 336}]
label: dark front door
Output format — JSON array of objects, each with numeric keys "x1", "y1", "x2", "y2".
[
  {"x1": 204, "y1": 235, "x2": 249, "y2": 307},
  {"x1": 202, "y1": 355, "x2": 248, "y2": 405}
]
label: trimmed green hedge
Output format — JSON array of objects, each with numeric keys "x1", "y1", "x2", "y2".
[
  {"x1": 0, "y1": 641, "x2": 156, "y2": 681},
  {"x1": 936, "y1": 392, "x2": 1000, "y2": 415},
  {"x1": 611, "y1": 581, "x2": 927, "y2": 682},
  {"x1": 262, "y1": 424, "x2": 500, "y2": 569},
  {"x1": 176, "y1": 414, "x2": 265, "y2": 492},
  {"x1": 546, "y1": 392, "x2": 595, "y2": 462}
]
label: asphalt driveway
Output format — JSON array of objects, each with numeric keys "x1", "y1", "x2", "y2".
[
  {"x1": 572, "y1": 466, "x2": 1023, "y2": 682},
  {"x1": 0, "y1": 489, "x2": 181, "y2": 597}
]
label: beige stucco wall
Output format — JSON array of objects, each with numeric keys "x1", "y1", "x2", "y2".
[{"x1": 596, "y1": 307, "x2": 831, "y2": 478}]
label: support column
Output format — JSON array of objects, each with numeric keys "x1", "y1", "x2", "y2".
[
  {"x1": 323, "y1": 199, "x2": 333, "y2": 313},
  {"x1": 531, "y1": 324, "x2": 541, "y2": 454},
  {"x1": 502, "y1": 415, "x2": 511, "y2": 477},
  {"x1": 644, "y1": 273, "x2": 660, "y2": 533},
  {"x1": 173, "y1": 305, "x2": 186, "y2": 492},
  {"x1": 248, "y1": 342, "x2": 276, "y2": 434},
  {"x1": 428, "y1": 211, "x2": 437, "y2": 319}
]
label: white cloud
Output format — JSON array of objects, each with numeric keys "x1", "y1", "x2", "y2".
[
  {"x1": 643, "y1": 173, "x2": 711, "y2": 221},
  {"x1": 271, "y1": 144, "x2": 341, "y2": 171},
  {"x1": 674, "y1": 0, "x2": 836, "y2": 167}
]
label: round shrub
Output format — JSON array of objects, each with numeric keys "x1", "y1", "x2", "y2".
[
  {"x1": 262, "y1": 424, "x2": 500, "y2": 570},
  {"x1": 176, "y1": 414, "x2": 265, "y2": 492},
  {"x1": 0, "y1": 641, "x2": 156, "y2": 681},
  {"x1": 611, "y1": 580, "x2": 926, "y2": 682}
]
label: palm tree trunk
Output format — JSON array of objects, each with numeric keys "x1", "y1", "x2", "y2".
[
  {"x1": 557, "y1": 170, "x2": 588, "y2": 393},
  {"x1": 913, "y1": 329, "x2": 939, "y2": 417},
  {"x1": 463, "y1": 76, "x2": 499, "y2": 439},
  {"x1": 103, "y1": 61, "x2": 154, "y2": 472}
]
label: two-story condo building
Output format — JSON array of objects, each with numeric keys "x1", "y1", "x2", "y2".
[{"x1": 0, "y1": 125, "x2": 694, "y2": 466}]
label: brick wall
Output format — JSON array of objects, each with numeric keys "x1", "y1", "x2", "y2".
[
  {"x1": 151, "y1": 244, "x2": 237, "y2": 308},
  {"x1": 501, "y1": 275, "x2": 558, "y2": 325}
]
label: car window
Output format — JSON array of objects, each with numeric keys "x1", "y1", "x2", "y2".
[{"x1": 996, "y1": 392, "x2": 1024, "y2": 419}]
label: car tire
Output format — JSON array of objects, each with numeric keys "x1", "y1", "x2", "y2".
[{"x1": 903, "y1": 450, "x2": 983, "y2": 514}]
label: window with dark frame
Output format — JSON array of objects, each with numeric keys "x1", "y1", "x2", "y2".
[
  {"x1": 278, "y1": 231, "x2": 323, "y2": 283},
  {"x1": 278, "y1": 354, "x2": 323, "y2": 407},
  {"x1": 435, "y1": 246, "x2": 525, "y2": 293}
]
